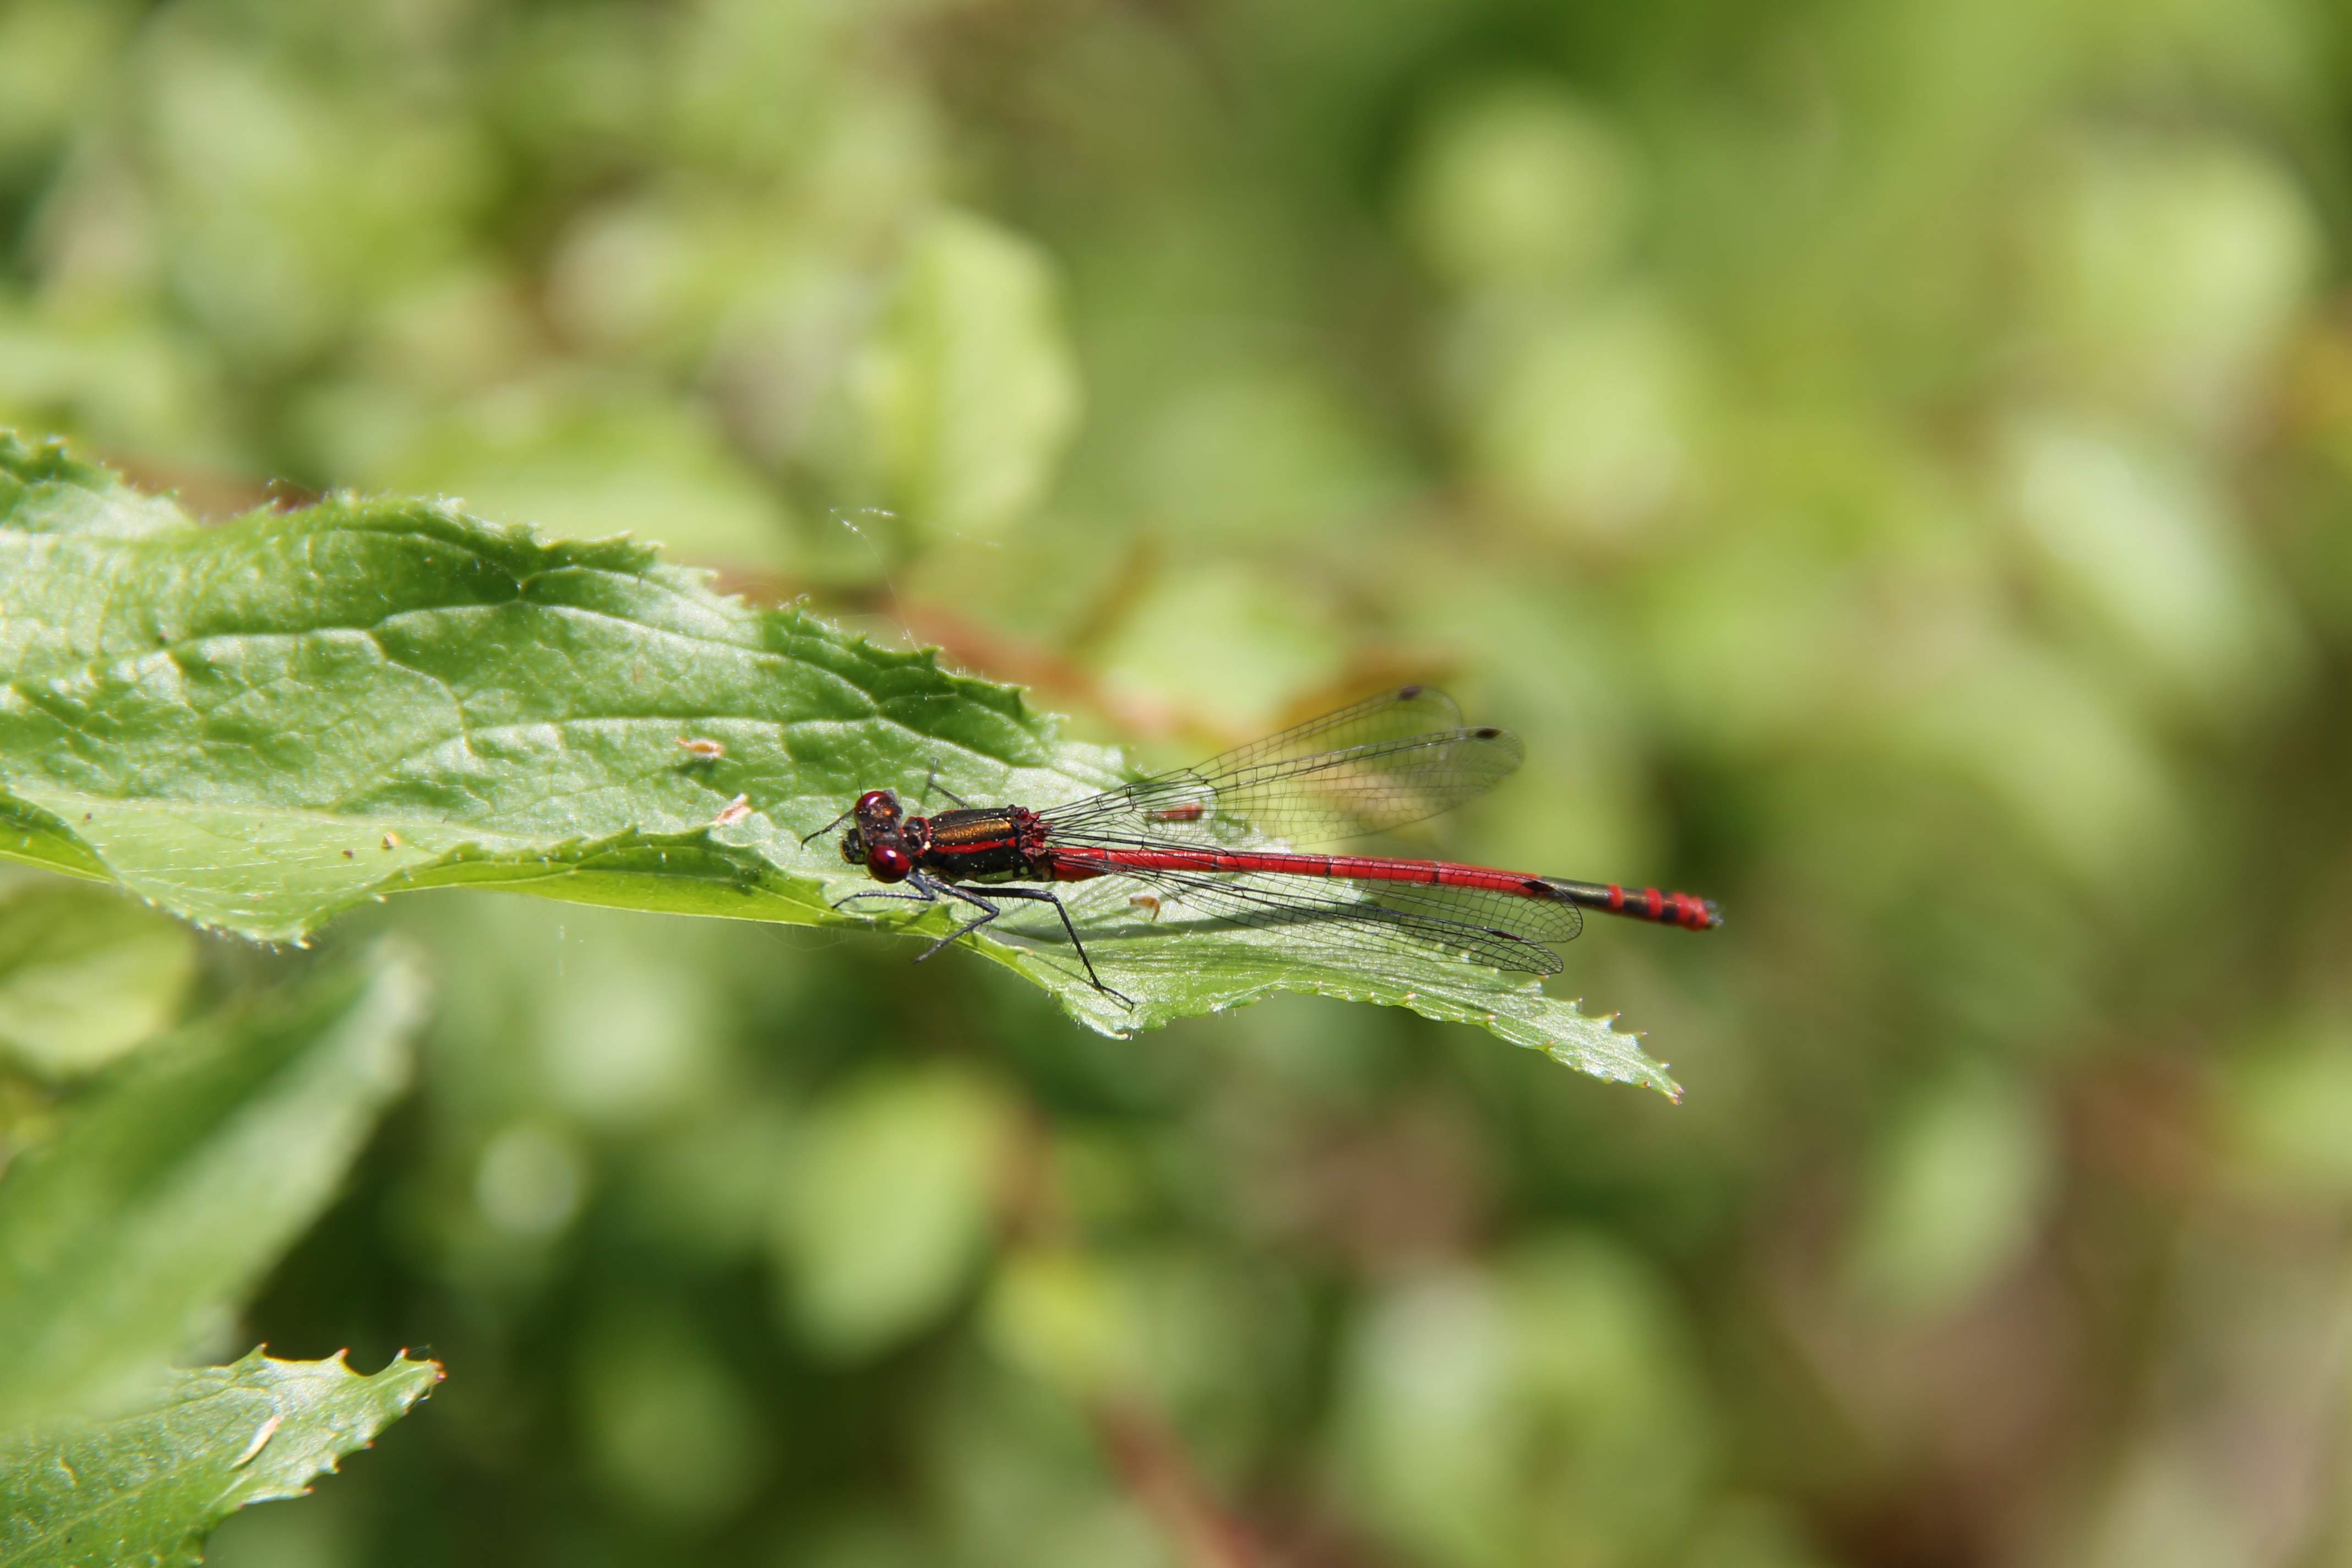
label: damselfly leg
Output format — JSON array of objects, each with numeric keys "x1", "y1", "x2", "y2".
[{"x1": 833, "y1": 875, "x2": 1130, "y2": 1006}]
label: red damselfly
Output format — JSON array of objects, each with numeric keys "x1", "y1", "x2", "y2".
[{"x1": 804, "y1": 685, "x2": 1721, "y2": 1005}]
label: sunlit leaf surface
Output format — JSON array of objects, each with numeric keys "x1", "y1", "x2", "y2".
[{"x1": 0, "y1": 435, "x2": 1673, "y2": 1091}]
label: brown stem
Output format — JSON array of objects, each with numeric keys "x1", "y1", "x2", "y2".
[{"x1": 1088, "y1": 1397, "x2": 1265, "y2": 1568}]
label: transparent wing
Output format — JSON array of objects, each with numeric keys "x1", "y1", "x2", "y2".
[
  {"x1": 1049, "y1": 685, "x2": 1525, "y2": 847},
  {"x1": 1082, "y1": 864, "x2": 1582, "y2": 974}
]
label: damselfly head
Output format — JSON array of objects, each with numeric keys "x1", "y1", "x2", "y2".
[{"x1": 842, "y1": 790, "x2": 916, "y2": 881}]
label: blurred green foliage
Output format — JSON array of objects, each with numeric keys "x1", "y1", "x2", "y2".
[
  {"x1": 4, "y1": 0, "x2": 2352, "y2": 1564},
  {"x1": 0, "y1": 948, "x2": 421, "y2": 1429}
]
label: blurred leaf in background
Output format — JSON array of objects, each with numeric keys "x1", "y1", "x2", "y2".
[
  {"x1": 0, "y1": 950, "x2": 421, "y2": 1427},
  {"x1": 850, "y1": 209, "x2": 1082, "y2": 545},
  {"x1": 0, "y1": 870, "x2": 194, "y2": 1080},
  {"x1": 775, "y1": 1063, "x2": 1015, "y2": 1360}
]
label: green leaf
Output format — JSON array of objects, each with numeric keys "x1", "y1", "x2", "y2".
[
  {"x1": 0, "y1": 432, "x2": 1673, "y2": 1092},
  {"x1": 0, "y1": 872, "x2": 198, "y2": 1079},
  {"x1": 0, "y1": 1347, "x2": 439, "y2": 1568},
  {"x1": 0, "y1": 951, "x2": 424, "y2": 1428}
]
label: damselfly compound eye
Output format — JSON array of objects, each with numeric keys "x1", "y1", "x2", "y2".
[{"x1": 868, "y1": 844, "x2": 914, "y2": 883}]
